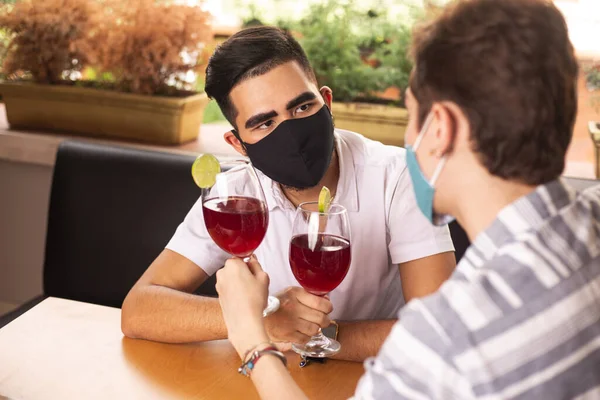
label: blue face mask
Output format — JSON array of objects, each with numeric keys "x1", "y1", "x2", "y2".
[{"x1": 405, "y1": 115, "x2": 455, "y2": 226}]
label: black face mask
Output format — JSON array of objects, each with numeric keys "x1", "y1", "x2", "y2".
[{"x1": 233, "y1": 105, "x2": 335, "y2": 189}]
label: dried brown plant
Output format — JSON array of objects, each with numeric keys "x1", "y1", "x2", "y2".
[
  {"x1": 0, "y1": 0, "x2": 103, "y2": 84},
  {"x1": 98, "y1": 0, "x2": 213, "y2": 96},
  {"x1": 0, "y1": 0, "x2": 213, "y2": 97}
]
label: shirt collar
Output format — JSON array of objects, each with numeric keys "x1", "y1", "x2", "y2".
[
  {"x1": 258, "y1": 130, "x2": 359, "y2": 212},
  {"x1": 333, "y1": 130, "x2": 359, "y2": 212},
  {"x1": 468, "y1": 178, "x2": 577, "y2": 263}
]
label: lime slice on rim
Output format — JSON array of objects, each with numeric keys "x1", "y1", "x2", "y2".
[
  {"x1": 318, "y1": 186, "x2": 332, "y2": 213},
  {"x1": 191, "y1": 154, "x2": 221, "y2": 189}
]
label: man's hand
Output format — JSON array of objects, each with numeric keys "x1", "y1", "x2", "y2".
[{"x1": 264, "y1": 287, "x2": 333, "y2": 347}]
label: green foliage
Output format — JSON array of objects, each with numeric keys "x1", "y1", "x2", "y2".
[
  {"x1": 370, "y1": 23, "x2": 413, "y2": 99},
  {"x1": 241, "y1": 4, "x2": 264, "y2": 28},
  {"x1": 195, "y1": 77, "x2": 226, "y2": 123},
  {"x1": 203, "y1": 99, "x2": 227, "y2": 123},
  {"x1": 587, "y1": 65, "x2": 600, "y2": 91},
  {"x1": 0, "y1": 29, "x2": 8, "y2": 80},
  {"x1": 586, "y1": 64, "x2": 600, "y2": 117},
  {"x1": 82, "y1": 67, "x2": 115, "y2": 83},
  {"x1": 0, "y1": 0, "x2": 14, "y2": 81},
  {"x1": 280, "y1": 0, "x2": 414, "y2": 104}
]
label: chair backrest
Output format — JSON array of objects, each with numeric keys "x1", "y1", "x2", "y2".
[
  {"x1": 449, "y1": 221, "x2": 470, "y2": 263},
  {"x1": 43, "y1": 141, "x2": 216, "y2": 308},
  {"x1": 449, "y1": 177, "x2": 599, "y2": 263},
  {"x1": 44, "y1": 143, "x2": 598, "y2": 306}
]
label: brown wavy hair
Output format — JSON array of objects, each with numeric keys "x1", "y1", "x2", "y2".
[{"x1": 410, "y1": 0, "x2": 578, "y2": 185}]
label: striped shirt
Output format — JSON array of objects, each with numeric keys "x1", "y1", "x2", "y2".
[{"x1": 353, "y1": 179, "x2": 600, "y2": 399}]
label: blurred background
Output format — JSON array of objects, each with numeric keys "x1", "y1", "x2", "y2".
[{"x1": 0, "y1": 0, "x2": 599, "y2": 315}]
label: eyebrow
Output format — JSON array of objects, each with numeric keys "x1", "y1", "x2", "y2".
[
  {"x1": 243, "y1": 92, "x2": 318, "y2": 129},
  {"x1": 245, "y1": 110, "x2": 278, "y2": 129},
  {"x1": 285, "y1": 92, "x2": 317, "y2": 110}
]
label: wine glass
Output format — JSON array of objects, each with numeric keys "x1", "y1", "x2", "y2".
[
  {"x1": 202, "y1": 160, "x2": 279, "y2": 316},
  {"x1": 289, "y1": 202, "x2": 352, "y2": 357}
]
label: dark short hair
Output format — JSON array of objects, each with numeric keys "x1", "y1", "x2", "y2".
[
  {"x1": 205, "y1": 26, "x2": 316, "y2": 128},
  {"x1": 410, "y1": 0, "x2": 579, "y2": 185}
]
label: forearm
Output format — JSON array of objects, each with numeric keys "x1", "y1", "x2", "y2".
[
  {"x1": 233, "y1": 326, "x2": 308, "y2": 400},
  {"x1": 332, "y1": 319, "x2": 396, "y2": 362},
  {"x1": 121, "y1": 284, "x2": 227, "y2": 343},
  {"x1": 252, "y1": 355, "x2": 308, "y2": 400}
]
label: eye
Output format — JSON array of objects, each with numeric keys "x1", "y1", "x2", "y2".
[
  {"x1": 295, "y1": 103, "x2": 311, "y2": 115},
  {"x1": 257, "y1": 120, "x2": 275, "y2": 130}
]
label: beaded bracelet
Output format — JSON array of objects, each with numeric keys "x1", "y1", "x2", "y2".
[{"x1": 238, "y1": 344, "x2": 287, "y2": 377}]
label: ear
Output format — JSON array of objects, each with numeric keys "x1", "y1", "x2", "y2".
[
  {"x1": 223, "y1": 131, "x2": 247, "y2": 156},
  {"x1": 429, "y1": 102, "x2": 461, "y2": 158},
  {"x1": 320, "y1": 86, "x2": 333, "y2": 108}
]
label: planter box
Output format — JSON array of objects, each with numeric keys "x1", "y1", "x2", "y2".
[
  {"x1": 0, "y1": 82, "x2": 209, "y2": 145},
  {"x1": 331, "y1": 102, "x2": 408, "y2": 147},
  {"x1": 589, "y1": 121, "x2": 600, "y2": 178}
]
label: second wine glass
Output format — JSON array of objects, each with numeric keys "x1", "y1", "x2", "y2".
[{"x1": 289, "y1": 202, "x2": 352, "y2": 357}]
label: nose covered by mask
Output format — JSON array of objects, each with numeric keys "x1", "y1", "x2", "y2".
[
  {"x1": 233, "y1": 105, "x2": 335, "y2": 189},
  {"x1": 405, "y1": 114, "x2": 455, "y2": 226}
]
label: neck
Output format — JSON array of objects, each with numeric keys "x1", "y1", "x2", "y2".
[
  {"x1": 452, "y1": 176, "x2": 537, "y2": 242},
  {"x1": 281, "y1": 150, "x2": 340, "y2": 208}
]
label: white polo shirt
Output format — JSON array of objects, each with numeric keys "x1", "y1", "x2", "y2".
[{"x1": 166, "y1": 129, "x2": 454, "y2": 320}]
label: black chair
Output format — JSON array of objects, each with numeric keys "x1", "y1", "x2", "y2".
[
  {"x1": 448, "y1": 176, "x2": 600, "y2": 263},
  {"x1": 0, "y1": 141, "x2": 217, "y2": 329},
  {"x1": 449, "y1": 221, "x2": 470, "y2": 263}
]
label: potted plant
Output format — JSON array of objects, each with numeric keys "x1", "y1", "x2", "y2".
[
  {"x1": 280, "y1": 1, "x2": 413, "y2": 147},
  {"x1": 0, "y1": 0, "x2": 213, "y2": 145}
]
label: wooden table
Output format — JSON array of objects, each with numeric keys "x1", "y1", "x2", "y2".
[{"x1": 0, "y1": 297, "x2": 363, "y2": 400}]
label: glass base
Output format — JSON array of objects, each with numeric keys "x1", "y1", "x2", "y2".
[{"x1": 292, "y1": 332, "x2": 341, "y2": 358}]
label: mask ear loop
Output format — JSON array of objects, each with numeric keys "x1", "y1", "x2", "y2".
[
  {"x1": 231, "y1": 129, "x2": 250, "y2": 154},
  {"x1": 413, "y1": 114, "x2": 434, "y2": 151},
  {"x1": 429, "y1": 156, "x2": 447, "y2": 186},
  {"x1": 327, "y1": 105, "x2": 335, "y2": 128},
  {"x1": 413, "y1": 113, "x2": 447, "y2": 186}
]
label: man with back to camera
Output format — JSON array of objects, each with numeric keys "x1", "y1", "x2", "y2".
[
  {"x1": 214, "y1": 0, "x2": 600, "y2": 398},
  {"x1": 121, "y1": 26, "x2": 456, "y2": 362}
]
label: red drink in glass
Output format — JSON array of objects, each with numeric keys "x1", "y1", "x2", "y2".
[
  {"x1": 203, "y1": 196, "x2": 268, "y2": 258},
  {"x1": 289, "y1": 233, "x2": 351, "y2": 296}
]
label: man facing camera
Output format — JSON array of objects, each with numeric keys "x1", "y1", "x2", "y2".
[{"x1": 121, "y1": 26, "x2": 456, "y2": 362}]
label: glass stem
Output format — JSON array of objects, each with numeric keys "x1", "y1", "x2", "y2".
[{"x1": 308, "y1": 329, "x2": 330, "y2": 348}]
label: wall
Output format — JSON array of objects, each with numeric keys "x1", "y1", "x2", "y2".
[
  {"x1": 0, "y1": 159, "x2": 51, "y2": 307},
  {"x1": 0, "y1": 104, "x2": 239, "y2": 314}
]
